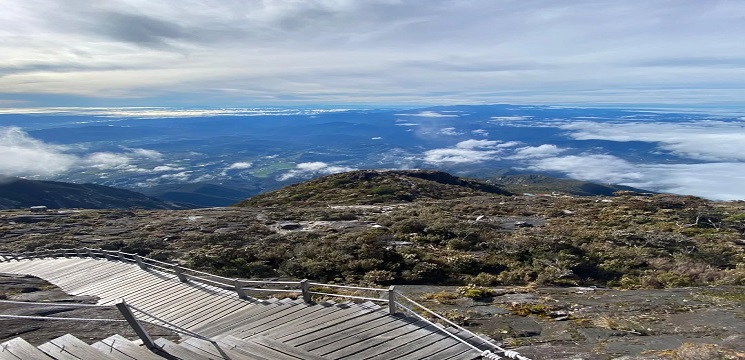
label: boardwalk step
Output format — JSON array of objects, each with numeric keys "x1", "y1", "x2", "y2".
[
  {"x1": 38, "y1": 334, "x2": 117, "y2": 360},
  {"x1": 0, "y1": 337, "x2": 53, "y2": 359},
  {"x1": 153, "y1": 338, "x2": 211, "y2": 360},
  {"x1": 179, "y1": 337, "x2": 262, "y2": 360},
  {"x1": 91, "y1": 334, "x2": 164, "y2": 360}
]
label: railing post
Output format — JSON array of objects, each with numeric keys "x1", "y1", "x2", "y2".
[
  {"x1": 76, "y1": 249, "x2": 84, "y2": 258},
  {"x1": 300, "y1": 279, "x2": 311, "y2": 303},
  {"x1": 101, "y1": 250, "x2": 112, "y2": 261},
  {"x1": 174, "y1": 265, "x2": 188, "y2": 282},
  {"x1": 115, "y1": 299, "x2": 157, "y2": 350},
  {"x1": 117, "y1": 251, "x2": 126, "y2": 262},
  {"x1": 388, "y1": 286, "x2": 397, "y2": 315},
  {"x1": 234, "y1": 279, "x2": 248, "y2": 299},
  {"x1": 133, "y1": 254, "x2": 147, "y2": 270},
  {"x1": 86, "y1": 248, "x2": 96, "y2": 259}
]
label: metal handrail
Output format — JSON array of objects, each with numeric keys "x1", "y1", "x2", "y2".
[
  {"x1": 393, "y1": 291, "x2": 521, "y2": 357},
  {"x1": 0, "y1": 248, "x2": 530, "y2": 359}
]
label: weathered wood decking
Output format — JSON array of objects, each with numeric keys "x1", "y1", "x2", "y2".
[{"x1": 0, "y1": 257, "x2": 489, "y2": 359}]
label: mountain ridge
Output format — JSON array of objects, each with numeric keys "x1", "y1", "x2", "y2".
[
  {"x1": 236, "y1": 169, "x2": 512, "y2": 207},
  {"x1": 0, "y1": 176, "x2": 185, "y2": 210}
]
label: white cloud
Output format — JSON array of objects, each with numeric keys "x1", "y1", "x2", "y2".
[
  {"x1": 523, "y1": 155, "x2": 643, "y2": 184},
  {"x1": 496, "y1": 141, "x2": 522, "y2": 148},
  {"x1": 83, "y1": 152, "x2": 131, "y2": 169},
  {"x1": 491, "y1": 116, "x2": 532, "y2": 121},
  {"x1": 296, "y1": 162, "x2": 330, "y2": 172},
  {"x1": 455, "y1": 139, "x2": 499, "y2": 149},
  {"x1": 396, "y1": 111, "x2": 459, "y2": 118},
  {"x1": 278, "y1": 162, "x2": 355, "y2": 181},
  {"x1": 153, "y1": 165, "x2": 182, "y2": 172},
  {"x1": 226, "y1": 161, "x2": 253, "y2": 170},
  {"x1": 510, "y1": 144, "x2": 565, "y2": 159},
  {"x1": 424, "y1": 148, "x2": 499, "y2": 165},
  {"x1": 0, "y1": 126, "x2": 172, "y2": 177},
  {"x1": 0, "y1": 127, "x2": 76, "y2": 176},
  {"x1": 522, "y1": 154, "x2": 745, "y2": 200},
  {"x1": 371, "y1": 136, "x2": 382, "y2": 140},
  {"x1": 128, "y1": 148, "x2": 163, "y2": 159},
  {"x1": 561, "y1": 121, "x2": 745, "y2": 161},
  {"x1": 438, "y1": 127, "x2": 463, "y2": 136},
  {"x1": 158, "y1": 171, "x2": 192, "y2": 181},
  {"x1": 472, "y1": 129, "x2": 489, "y2": 136},
  {"x1": 2, "y1": 1, "x2": 745, "y2": 105}
]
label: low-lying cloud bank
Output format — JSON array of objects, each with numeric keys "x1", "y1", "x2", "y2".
[
  {"x1": 0, "y1": 126, "x2": 162, "y2": 177},
  {"x1": 561, "y1": 121, "x2": 745, "y2": 162},
  {"x1": 523, "y1": 154, "x2": 745, "y2": 201},
  {"x1": 278, "y1": 162, "x2": 356, "y2": 181}
]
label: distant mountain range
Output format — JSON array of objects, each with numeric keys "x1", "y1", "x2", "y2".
[
  {"x1": 240, "y1": 169, "x2": 512, "y2": 207},
  {"x1": 0, "y1": 170, "x2": 653, "y2": 210},
  {"x1": 0, "y1": 176, "x2": 183, "y2": 210},
  {"x1": 487, "y1": 173, "x2": 652, "y2": 196},
  {"x1": 138, "y1": 181, "x2": 261, "y2": 208}
]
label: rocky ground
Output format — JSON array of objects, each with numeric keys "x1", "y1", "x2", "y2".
[{"x1": 402, "y1": 285, "x2": 745, "y2": 359}]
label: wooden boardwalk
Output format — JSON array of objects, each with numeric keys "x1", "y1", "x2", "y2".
[{"x1": 0, "y1": 257, "x2": 490, "y2": 359}]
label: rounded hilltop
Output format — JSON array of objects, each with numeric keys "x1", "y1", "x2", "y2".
[{"x1": 236, "y1": 169, "x2": 512, "y2": 207}]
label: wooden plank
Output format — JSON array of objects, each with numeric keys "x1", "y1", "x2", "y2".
[
  {"x1": 153, "y1": 338, "x2": 210, "y2": 360},
  {"x1": 325, "y1": 319, "x2": 429, "y2": 359},
  {"x1": 0, "y1": 337, "x2": 53, "y2": 359},
  {"x1": 270, "y1": 303, "x2": 382, "y2": 341},
  {"x1": 202, "y1": 301, "x2": 304, "y2": 336},
  {"x1": 164, "y1": 289, "x2": 245, "y2": 321},
  {"x1": 309, "y1": 317, "x2": 413, "y2": 355},
  {"x1": 42, "y1": 260, "x2": 114, "y2": 284},
  {"x1": 213, "y1": 336, "x2": 272, "y2": 360},
  {"x1": 89, "y1": 273, "x2": 171, "y2": 304},
  {"x1": 92, "y1": 274, "x2": 176, "y2": 303},
  {"x1": 139, "y1": 290, "x2": 218, "y2": 321},
  {"x1": 396, "y1": 331, "x2": 476, "y2": 360},
  {"x1": 116, "y1": 280, "x2": 194, "y2": 306},
  {"x1": 212, "y1": 336, "x2": 299, "y2": 360},
  {"x1": 244, "y1": 334, "x2": 329, "y2": 360},
  {"x1": 73, "y1": 268, "x2": 152, "y2": 297},
  {"x1": 171, "y1": 291, "x2": 262, "y2": 327},
  {"x1": 37, "y1": 342, "x2": 79, "y2": 360},
  {"x1": 63, "y1": 264, "x2": 137, "y2": 293},
  {"x1": 39, "y1": 334, "x2": 117, "y2": 360},
  {"x1": 287, "y1": 313, "x2": 395, "y2": 348},
  {"x1": 178, "y1": 338, "x2": 256, "y2": 360},
  {"x1": 124, "y1": 281, "x2": 205, "y2": 309},
  {"x1": 245, "y1": 301, "x2": 345, "y2": 333},
  {"x1": 176, "y1": 299, "x2": 254, "y2": 330},
  {"x1": 441, "y1": 348, "x2": 483, "y2": 360},
  {"x1": 91, "y1": 334, "x2": 164, "y2": 360},
  {"x1": 232, "y1": 302, "x2": 334, "y2": 336},
  {"x1": 366, "y1": 332, "x2": 451, "y2": 360},
  {"x1": 195, "y1": 301, "x2": 290, "y2": 335},
  {"x1": 47, "y1": 261, "x2": 120, "y2": 284},
  {"x1": 420, "y1": 342, "x2": 479, "y2": 360},
  {"x1": 356, "y1": 324, "x2": 443, "y2": 359}
]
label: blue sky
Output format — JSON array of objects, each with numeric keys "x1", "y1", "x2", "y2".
[{"x1": 2, "y1": 0, "x2": 745, "y2": 107}]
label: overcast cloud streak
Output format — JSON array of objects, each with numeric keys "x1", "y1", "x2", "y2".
[{"x1": 2, "y1": 0, "x2": 745, "y2": 105}]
